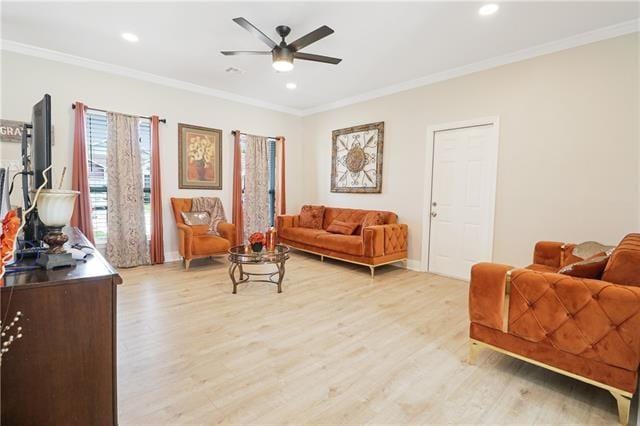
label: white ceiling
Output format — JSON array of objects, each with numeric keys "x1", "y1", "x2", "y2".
[{"x1": 1, "y1": 2, "x2": 638, "y2": 114}]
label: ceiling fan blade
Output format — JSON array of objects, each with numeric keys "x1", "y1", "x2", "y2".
[
  {"x1": 294, "y1": 52, "x2": 342, "y2": 65},
  {"x1": 221, "y1": 51, "x2": 271, "y2": 56},
  {"x1": 232, "y1": 17, "x2": 277, "y2": 49},
  {"x1": 289, "y1": 25, "x2": 334, "y2": 51}
]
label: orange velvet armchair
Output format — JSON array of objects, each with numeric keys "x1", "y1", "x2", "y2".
[
  {"x1": 468, "y1": 234, "x2": 640, "y2": 425},
  {"x1": 170, "y1": 198, "x2": 236, "y2": 270}
]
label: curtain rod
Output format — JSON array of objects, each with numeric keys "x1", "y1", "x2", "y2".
[
  {"x1": 72, "y1": 104, "x2": 167, "y2": 123},
  {"x1": 232, "y1": 130, "x2": 280, "y2": 139}
]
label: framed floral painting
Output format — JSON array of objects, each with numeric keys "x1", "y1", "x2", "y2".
[{"x1": 178, "y1": 123, "x2": 222, "y2": 190}]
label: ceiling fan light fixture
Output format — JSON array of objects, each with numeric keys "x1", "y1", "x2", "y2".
[
  {"x1": 222, "y1": 18, "x2": 341, "y2": 71},
  {"x1": 273, "y1": 59, "x2": 294, "y2": 72},
  {"x1": 272, "y1": 48, "x2": 294, "y2": 72}
]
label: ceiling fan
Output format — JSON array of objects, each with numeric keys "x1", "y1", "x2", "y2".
[{"x1": 221, "y1": 17, "x2": 342, "y2": 72}]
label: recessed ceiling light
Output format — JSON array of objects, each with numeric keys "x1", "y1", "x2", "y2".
[
  {"x1": 478, "y1": 4, "x2": 499, "y2": 16},
  {"x1": 286, "y1": 82, "x2": 297, "y2": 90},
  {"x1": 121, "y1": 32, "x2": 139, "y2": 43}
]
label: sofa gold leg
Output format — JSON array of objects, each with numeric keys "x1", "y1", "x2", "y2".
[
  {"x1": 370, "y1": 266, "x2": 375, "y2": 278},
  {"x1": 610, "y1": 391, "x2": 631, "y2": 426},
  {"x1": 320, "y1": 255, "x2": 324, "y2": 262},
  {"x1": 468, "y1": 341, "x2": 481, "y2": 365},
  {"x1": 184, "y1": 259, "x2": 191, "y2": 270}
]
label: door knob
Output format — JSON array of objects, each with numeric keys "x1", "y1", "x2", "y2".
[{"x1": 431, "y1": 211, "x2": 437, "y2": 218}]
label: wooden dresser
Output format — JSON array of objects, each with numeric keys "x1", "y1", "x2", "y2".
[{"x1": 1, "y1": 228, "x2": 122, "y2": 425}]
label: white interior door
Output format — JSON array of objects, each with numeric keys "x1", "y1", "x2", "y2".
[{"x1": 428, "y1": 124, "x2": 497, "y2": 280}]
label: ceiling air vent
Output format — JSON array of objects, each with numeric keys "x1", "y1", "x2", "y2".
[{"x1": 225, "y1": 66, "x2": 245, "y2": 75}]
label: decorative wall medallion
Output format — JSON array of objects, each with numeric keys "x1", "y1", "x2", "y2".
[{"x1": 331, "y1": 122, "x2": 384, "y2": 193}]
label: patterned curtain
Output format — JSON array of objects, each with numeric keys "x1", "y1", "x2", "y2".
[
  {"x1": 243, "y1": 135, "x2": 270, "y2": 243},
  {"x1": 105, "y1": 112, "x2": 150, "y2": 267}
]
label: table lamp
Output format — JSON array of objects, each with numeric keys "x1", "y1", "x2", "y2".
[{"x1": 36, "y1": 189, "x2": 79, "y2": 269}]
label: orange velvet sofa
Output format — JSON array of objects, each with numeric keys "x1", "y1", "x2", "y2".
[
  {"x1": 276, "y1": 206, "x2": 408, "y2": 276},
  {"x1": 469, "y1": 234, "x2": 640, "y2": 425},
  {"x1": 170, "y1": 198, "x2": 236, "y2": 270}
]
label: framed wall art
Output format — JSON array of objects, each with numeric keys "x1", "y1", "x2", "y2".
[
  {"x1": 178, "y1": 123, "x2": 222, "y2": 190},
  {"x1": 331, "y1": 121, "x2": 384, "y2": 193}
]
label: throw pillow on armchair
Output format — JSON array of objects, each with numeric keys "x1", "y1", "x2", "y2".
[
  {"x1": 558, "y1": 254, "x2": 610, "y2": 279},
  {"x1": 181, "y1": 211, "x2": 211, "y2": 226}
]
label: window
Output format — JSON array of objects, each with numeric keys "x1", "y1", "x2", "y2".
[
  {"x1": 85, "y1": 110, "x2": 151, "y2": 244},
  {"x1": 240, "y1": 136, "x2": 277, "y2": 227}
]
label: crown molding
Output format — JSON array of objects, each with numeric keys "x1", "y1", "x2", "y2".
[
  {"x1": 300, "y1": 18, "x2": 640, "y2": 116},
  {"x1": 0, "y1": 39, "x2": 303, "y2": 116},
  {"x1": 2, "y1": 18, "x2": 638, "y2": 118}
]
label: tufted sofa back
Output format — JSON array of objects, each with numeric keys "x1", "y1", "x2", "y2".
[
  {"x1": 170, "y1": 198, "x2": 193, "y2": 225},
  {"x1": 322, "y1": 207, "x2": 398, "y2": 230},
  {"x1": 602, "y1": 233, "x2": 640, "y2": 286}
]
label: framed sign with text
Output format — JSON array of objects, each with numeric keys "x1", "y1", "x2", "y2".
[
  {"x1": 0, "y1": 119, "x2": 55, "y2": 144},
  {"x1": 0, "y1": 120, "x2": 26, "y2": 143}
]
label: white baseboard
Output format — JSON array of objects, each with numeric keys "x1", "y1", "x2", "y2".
[
  {"x1": 404, "y1": 259, "x2": 422, "y2": 271},
  {"x1": 164, "y1": 251, "x2": 181, "y2": 263},
  {"x1": 160, "y1": 250, "x2": 421, "y2": 271},
  {"x1": 389, "y1": 259, "x2": 422, "y2": 271}
]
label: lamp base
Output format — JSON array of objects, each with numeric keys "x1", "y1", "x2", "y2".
[
  {"x1": 43, "y1": 229, "x2": 68, "y2": 254},
  {"x1": 37, "y1": 252, "x2": 76, "y2": 270}
]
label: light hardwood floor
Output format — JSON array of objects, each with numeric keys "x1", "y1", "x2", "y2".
[{"x1": 117, "y1": 252, "x2": 634, "y2": 424}]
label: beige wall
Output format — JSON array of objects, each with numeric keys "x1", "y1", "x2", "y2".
[
  {"x1": 2, "y1": 33, "x2": 637, "y2": 268},
  {"x1": 301, "y1": 33, "x2": 639, "y2": 267},
  {"x1": 0, "y1": 51, "x2": 303, "y2": 259}
]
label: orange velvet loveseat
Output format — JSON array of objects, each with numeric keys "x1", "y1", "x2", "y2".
[
  {"x1": 276, "y1": 206, "x2": 408, "y2": 277},
  {"x1": 170, "y1": 198, "x2": 236, "y2": 270},
  {"x1": 469, "y1": 234, "x2": 640, "y2": 425}
]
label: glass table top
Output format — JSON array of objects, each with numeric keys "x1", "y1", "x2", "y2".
[{"x1": 228, "y1": 244, "x2": 290, "y2": 263}]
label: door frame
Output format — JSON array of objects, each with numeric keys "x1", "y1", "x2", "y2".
[{"x1": 420, "y1": 116, "x2": 500, "y2": 275}]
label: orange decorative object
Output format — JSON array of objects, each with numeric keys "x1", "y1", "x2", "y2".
[
  {"x1": 469, "y1": 234, "x2": 640, "y2": 425},
  {"x1": 1, "y1": 210, "x2": 21, "y2": 279},
  {"x1": 265, "y1": 228, "x2": 277, "y2": 251},
  {"x1": 248, "y1": 232, "x2": 265, "y2": 245}
]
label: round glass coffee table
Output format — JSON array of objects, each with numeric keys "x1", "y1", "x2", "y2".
[{"x1": 228, "y1": 245, "x2": 290, "y2": 294}]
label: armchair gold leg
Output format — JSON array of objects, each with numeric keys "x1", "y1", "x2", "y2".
[
  {"x1": 320, "y1": 255, "x2": 324, "y2": 262},
  {"x1": 370, "y1": 266, "x2": 375, "y2": 278},
  {"x1": 610, "y1": 391, "x2": 631, "y2": 426},
  {"x1": 184, "y1": 259, "x2": 191, "y2": 270},
  {"x1": 468, "y1": 341, "x2": 481, "y2": 365}
]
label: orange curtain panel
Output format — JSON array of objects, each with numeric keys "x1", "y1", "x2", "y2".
[
  {"x1": 232, "y1": 130, "x2": 244, "y2": 245},
  {"x1": 149, "y1": 115, "x2": 164, "y2": 264},
  {"x1": 275, "y1": 136, "x2": 286, "y2": 215},
  {"x1": 70, "y1": 101, "x2": 95, "y2": 244}
]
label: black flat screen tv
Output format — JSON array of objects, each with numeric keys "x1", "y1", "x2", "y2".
[
  {"x1": 31, "y1": 94, "x2": 52, "y2": 189},
  {"x1": 20, "y1": 94, "x2": 53, "y2": 244}
]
